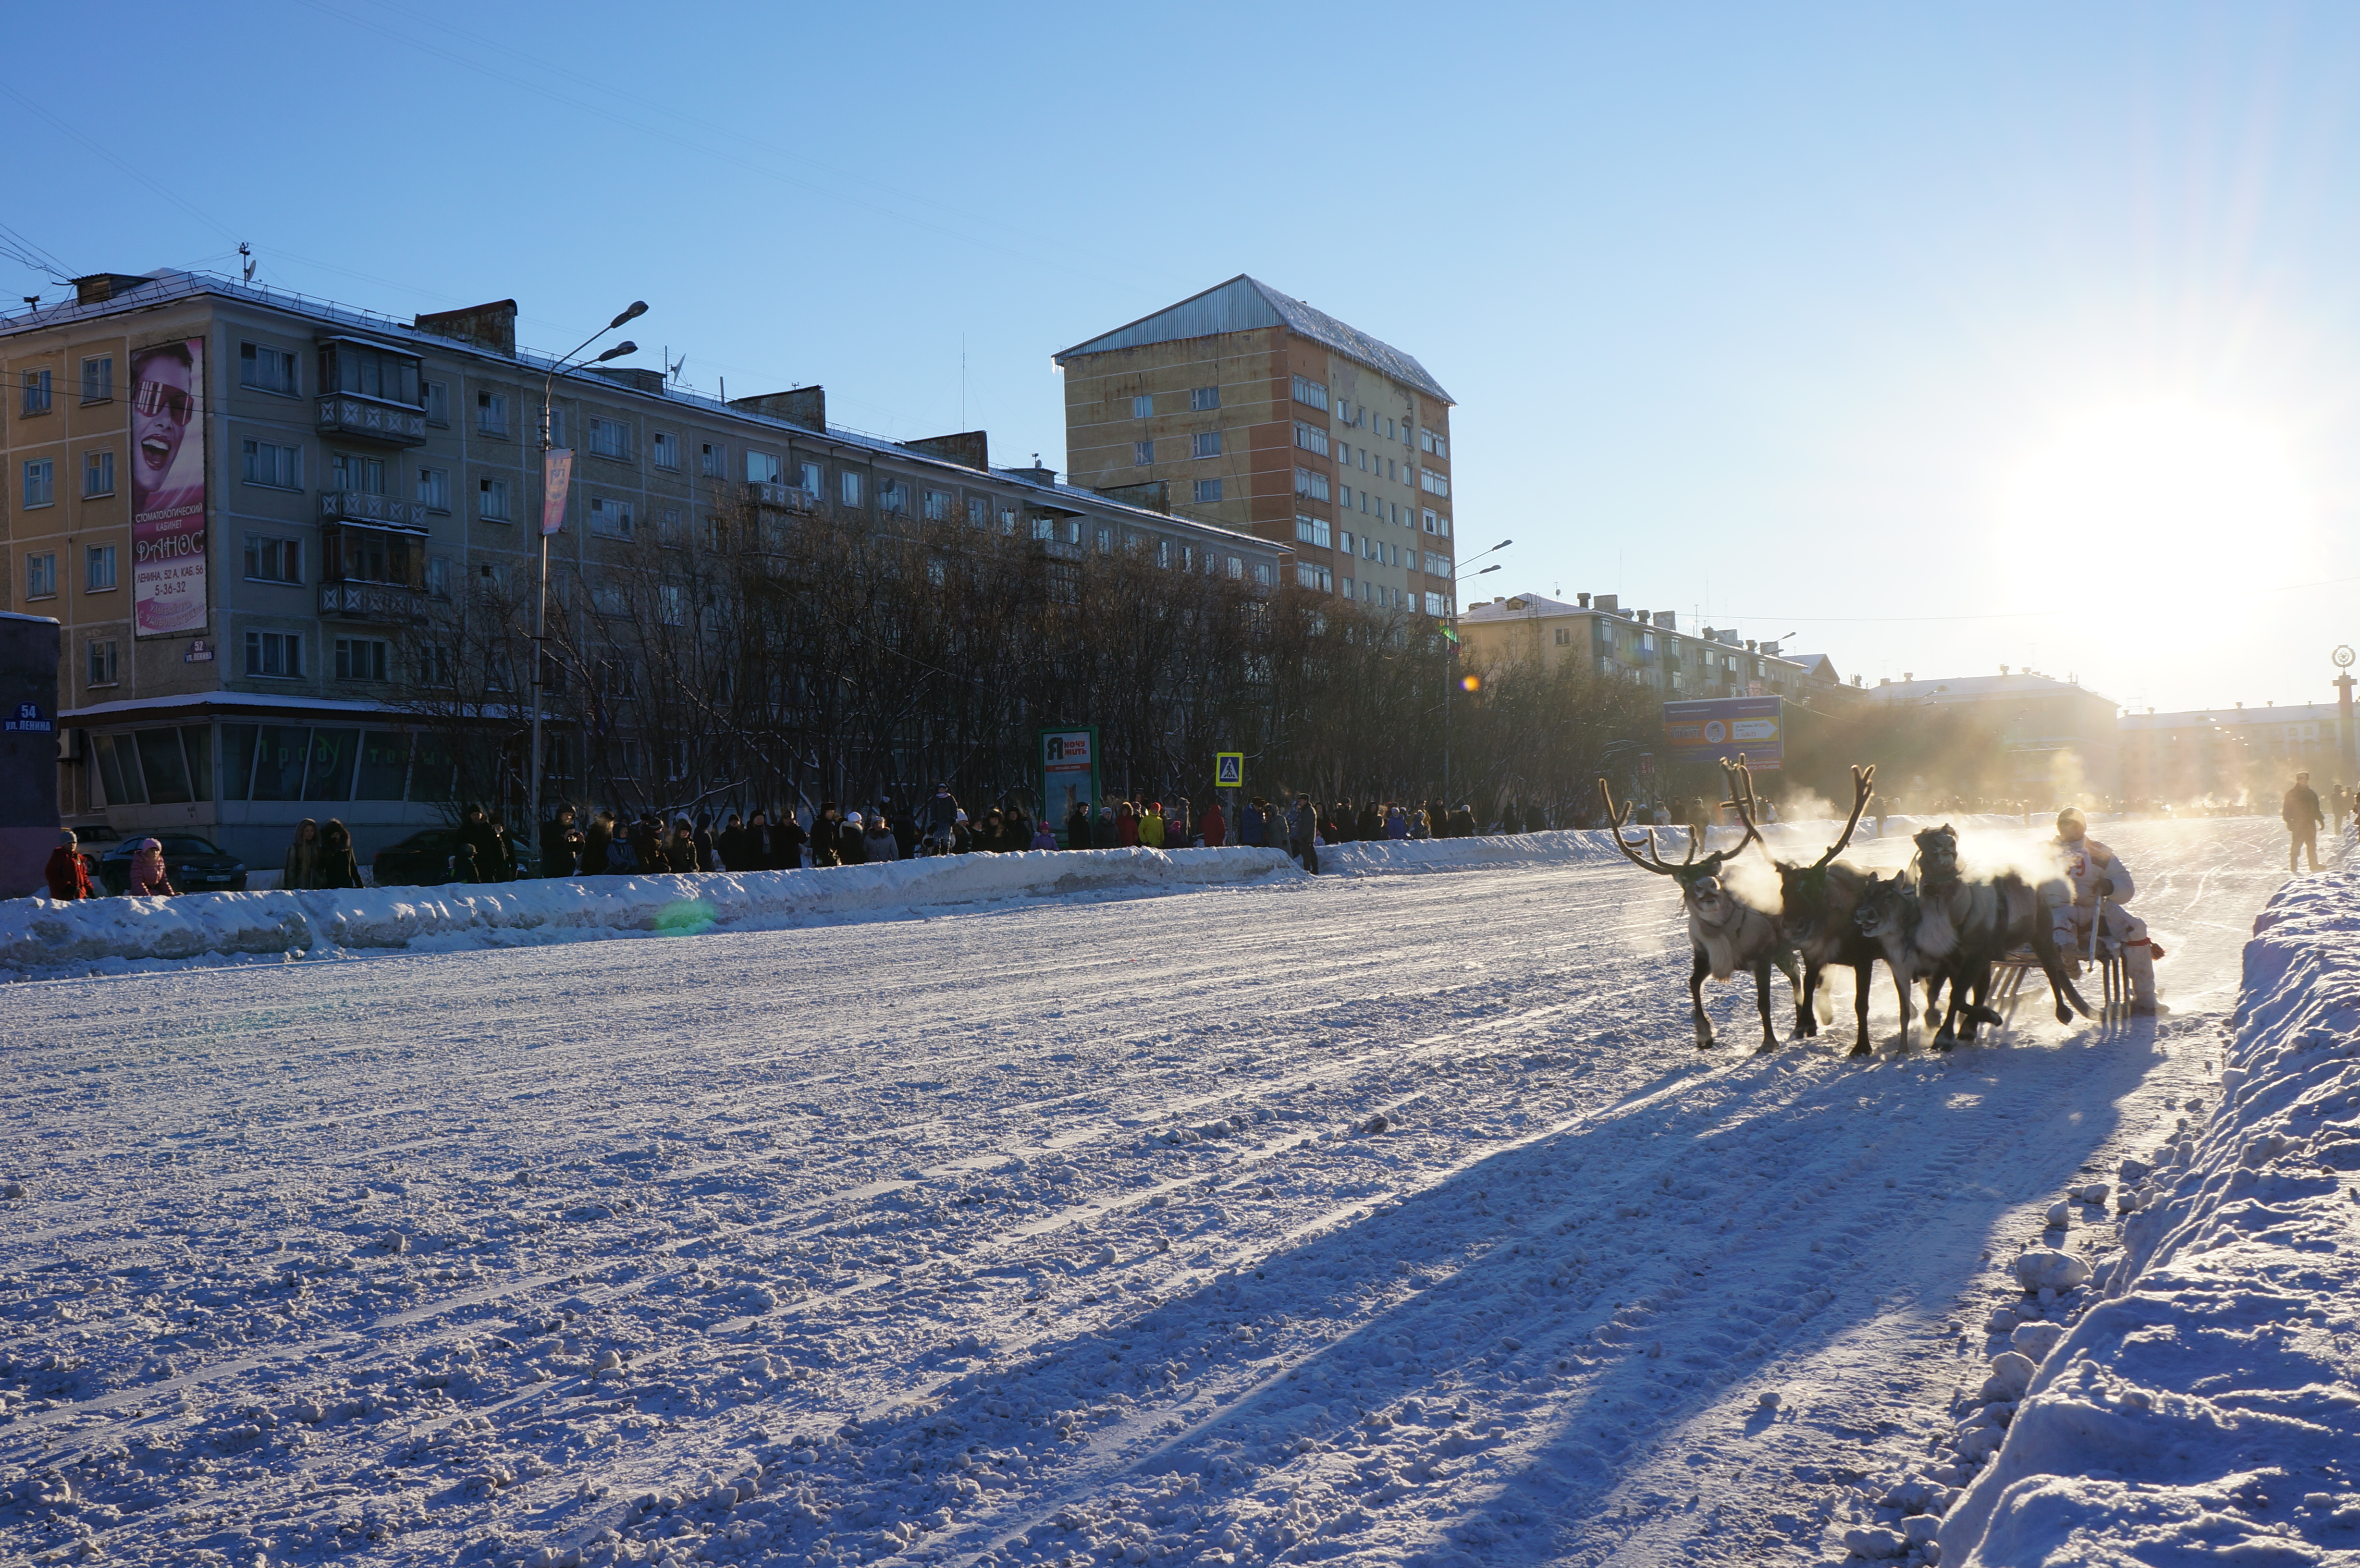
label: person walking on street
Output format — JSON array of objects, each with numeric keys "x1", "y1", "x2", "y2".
[
  {"x1": 283, "y1": 818, "x2": 321, "y2": 891},
  {"x1": 542, "y1": 806, "x2": 585, "y2": 879},
  {"x1": 1287, "y1": 793, "x2": 1319, "y2": 875},
  {"x1": 45, "y1": 830, "x2": 92, "y2": 900},
  {"x1": 2284, "y1": 771, "x2": 2325, "y2": 872},
  {"x1": 317, "y1": 819, "x2": 362, "y2": 889}
]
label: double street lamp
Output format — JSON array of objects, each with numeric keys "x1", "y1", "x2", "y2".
[{"x1": 528, "y1": 300, "x2": 647, "y2": 857}]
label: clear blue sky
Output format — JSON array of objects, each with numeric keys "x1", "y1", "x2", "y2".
[{"x1": 9, "y1": 2, "x2": 2356, "y2": 715}]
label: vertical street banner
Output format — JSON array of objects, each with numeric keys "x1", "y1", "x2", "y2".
[
  {"x1": 130, "y1": 336, "x2": 207, "y2": 638},
  {"x1": 1661, "y1": 695, "x2": 1785, "y2": 770},
  {"x1": 1040, "y1": 727, "x2": 1100, "y2": 844},
  {"x1": 541, "y1": 448, "x2": 573, "y2": 536}
]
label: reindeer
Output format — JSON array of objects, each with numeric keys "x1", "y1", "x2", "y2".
[
  {"x1": 1852, "y1": 870, "x2": 1956, "y2": 1043},
  {"x1": 1725, "y1": 760, "x2": 1908, "y2": 1057},
  {"x1": 1909, "y1": 823, "x2": 2092, "y2": 1045},
  {"x1": 1599, "y1": 767, "x2": 1802, "y2": 1052}
]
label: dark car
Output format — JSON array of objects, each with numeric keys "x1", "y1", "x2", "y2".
[
  {"x1": 371, "y1": 828, "x2": 462, "y2": 887},
  {"x1": 97, "y1": 834, "x2": 247, "y2": 895}
]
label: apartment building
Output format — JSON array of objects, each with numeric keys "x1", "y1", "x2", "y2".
[
  {"x1": 1865, "y1": 669, "x2": 2122, "y2": 798},
  {"x1": 2119, "y1": 701, "x2": 2350, "y2": 806},
  {"x1": 1454, "y1": 591, "x2": 1827, "y2": 701},
  {"x1": 1056, "y1": 276, "x2": 1457, "y2": 615},
  {"x1": 1, "y1": 270, "x2": 1290, "y2": 864}
]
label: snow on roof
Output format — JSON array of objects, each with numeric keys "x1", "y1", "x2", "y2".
[
  {"x1": 1054, "y1": 275, "x2": 1455, "y2": 406},
  {"x1": 1866, "y1": 672, "x2": 2117, "y2": 707},
  {"x1": 1457, "y1": 593, "x2": 1585, "y2": 624}
]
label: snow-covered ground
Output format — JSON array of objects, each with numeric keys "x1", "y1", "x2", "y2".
[{"x1": 0, "y1": 816, "x2": 2316, "y2": 1567}]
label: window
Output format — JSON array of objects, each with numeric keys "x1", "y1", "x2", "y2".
[
  {"x1": 1294, "y1": 467, "x2": 1330, "y2": 502},
  {"x1": 923, "y1": 488, "x2": 952, "y2": 522},
  {"x1": 1192, "y1": 431, "x2": 1222, "y2": 459},
  {"x1": 1432, "y1": 433, "x2": 1448, "y2": 459},
  {"x1": 330, "y1": 526, "x2": 418, "y2": 586},
  {"x1": 330, "y1": 452, "x2": 384, "y2": 494},
  {"x1": 244, "y1": 534, "x2": 303, "y2": 583},
  {"x1": 1420, "y1": 428, "x2": 1435, "y2": 453},
  {"x1": 1253, "y1": 562, "x2": 1273, "y2": 586},
  {"x1": 591, "y1": 584, "x2": 629, "y2": 619},
  {"x1": 240, "y1": 438, "x2": 303, "y2": 490},
  {"x1": 334, "y1": 638, "x2": 391, "y2": 682},
  {"x1": 1297, "y1": 563, "x2": 1333, "y2": 591},
  {"x1": 1555, "y1": 626, "x2": 1572, "y2": 647},
  {"x1": 476, "y1": 390, "x2": 508, "y2": 437},
  {"x1": 245, "y1": 630, "x2": 304, "y2": 678},
  {"x1": 1193, "y1": 478, "x2": 1224, "y2": 503},
  {"x1": 659, "y1": 507, "x2": 685, "y2": 548},
  {"x1": 1422, "y1": 468, "x2": 1450, "y2": 498},
  {"x1": 1133, "y1": 440, "x2": 1154, "y2": 465},
  {"x1": 239, "y1": 342, "x2": 297, "y2": 394},
  {"x1": 878, "y1": 478, "x2": 909, "y2": 516},
  {"x1": 21, "y1": 368, "x2": 50, "y2": 416},
  {"x1": 840, "y1": 470, "x2": 864, "y2": 508},
  {"x1": 479, "y1": 477, "x2": 511, "y2": 521},
  {"x1": 87, "y1": 638, "x2": 118, "y2": 687},
  {"x1": 86, "y1": 544, "x2": 118, "y2": 591},
  {"x1": 81, "y1": 356, "x2": 114, "y2": 403},
  {"x1": 82, "y1": 449, "x2": 115, "y2": 497},
  {"x1": 970, "y1": 496, "x2": 990, "y2": 527},
  {"x1": 1293, "y1": 421, "x2": 1329, "y2": 456},
  {"x1": 1226, "y1": 554, "x2": 1243, "y2": 579},
  {"x1": 1340, "y1": 529, "x2": 1355, "y2": 555},
  {"x1": 588, "y1": 416, "x2": 631, "y2": 460},
  {"x1": 1127, "y1": 393, "x2": 1152, "y2": 419},
  {"x1": 417, "y1": 467, "x2": 450, "y2": 512},
  {"x1": 320, "y1": 342, "x2": 419, "y2": 405},
  {"x1": 426, "y1": 555, "x2": 452, "y2": 599},
  {"x1": 1433, "y1": 512, "x2": 1450, "y2": 539},
  {"x1": 22, "y1": 459, "x2": 53, "y2": 508},
  {"x1": 659, "y1": 584, "x2": 685, "y2": 626},
  {"x1": 1189, "y1": 385, "x2": 1220, "y2": 412},
  {"x1": 1294, "y1": 514, "x2": 1331, "y2": 548},
  {"x1": 588, "y1": 497, "x2": 635, "y2": 538},
  {"x1": 423, "y1": 380, "x2": 449, "y2": 427},
  {"x1": 1291, "y1": 375, "x2": 1328, "y2": 411},
  {"x1": 479, "y1": 560, "x2": 509, "y2": 593},
  {"x1": 797, "y1": 460, "x2": 823, "y2": 496},
  {"x1": 700, "y1": 441, "x2": 723, "y2": 477},
  {"x1": 651, "y1": 432, "x2": 679, "y2": 470},
  {"x1": 997, "y1": 505, "x2": 1017, "y2": 534},
  {"x1": 1342, "y1": 576, "x2": 1354, "y2": 598},
  {"x1": 1032, "y1": 515, "x2": 1057, "y2": 542},
  {"x1": 25, "y1": 552, "x2": 57, "y2": 599},
  {"x1": 1425, "y1": 592, "x2": 1448, "y2": 616},
  {"x1": 544, "y1": 407, "x2": 565, "y2": 446}
]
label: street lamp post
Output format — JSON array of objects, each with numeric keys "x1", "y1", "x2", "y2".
[
  {"x1": 528, "y1": 301, "x2": 646, "y2": 862},
  {"x1": 1441, "y1": 539, "x2": 1513, "y2": 813}
]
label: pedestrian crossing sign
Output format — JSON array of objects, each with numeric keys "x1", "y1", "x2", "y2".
[{"x1": 1215, "y1": 752, "x2": 1244, "y2": 788}]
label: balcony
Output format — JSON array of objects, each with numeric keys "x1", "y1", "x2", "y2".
[
  {"x1": 744, "y1": 481, "x2": 818, "y2": 513},
  {"x1": 316, "y1": 394, "x2": 428, "y2": 447},
  {"x1": 319, "y1": 491, "x2": 429, "y2": 529},
  {"x1": 320, "y1": 583, "x2": 428, "y2": 623}
]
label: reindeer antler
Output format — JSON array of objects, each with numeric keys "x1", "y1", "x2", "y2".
[
  {"x1": 1716, "y1": 757, "x2": 1768, "y2": 863},
  {"x1": 1808, "y1": 763, "x2": 1877, "y2": 871},
  {"x1": 1596, "y1": 777, "x2": 1693, "y2": 877}
]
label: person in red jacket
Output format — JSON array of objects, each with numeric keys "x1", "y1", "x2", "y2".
[
  {"x1": 45, "y1": 830, "x2": 92, "y2": 899},
  {"x1": 1199, "y1": 799, "x2": 1226, "y2": 847}
]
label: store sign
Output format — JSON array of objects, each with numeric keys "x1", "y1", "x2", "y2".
[{"x1": 1662, "y1": 696, "x2": 1784, "y2": 770}]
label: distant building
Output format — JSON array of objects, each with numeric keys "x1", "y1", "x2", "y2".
[
  {"x1": 1454, "y1": 590, "x2": 1823, "y2": 701},
  {"x1": 1865, "y1": 670, "x2": 2121, "y2": 800},
  {"x1": 1056, "y1": 275, "x2": 1457, "y2": 614},
  {"x1": 2118, "y1": 701, "x2": 2350, "y2": 806}
]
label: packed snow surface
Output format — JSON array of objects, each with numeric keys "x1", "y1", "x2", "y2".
[{"x1": 0, "y1": 816, "x2": 2315, "y2": 1568}]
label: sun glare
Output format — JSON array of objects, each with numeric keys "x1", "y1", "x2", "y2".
[{"x1": 2001, "y1": 401, "x2": 2311, "y2": 576}]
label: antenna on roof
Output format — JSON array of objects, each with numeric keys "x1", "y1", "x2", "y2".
[{"x1": 239, "y1": 242, "x2": 254, "y2": 283}]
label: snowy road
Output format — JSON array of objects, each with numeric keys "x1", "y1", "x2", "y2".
[{"x1": 0, "y1": 816, "x2": 2295, "y2": 1567}]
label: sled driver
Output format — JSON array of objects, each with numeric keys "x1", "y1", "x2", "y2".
[
  {"x1": 922, "y1": 782, "x2": 961, "y2": 855},
  {"x1": 2047, "y1": 807, "x2": 2163, "y2": 1015}
]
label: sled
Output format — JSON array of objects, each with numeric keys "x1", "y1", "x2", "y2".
[{"x1": 1988, "y1": 898, "x2": 2127, "y2": 1024}]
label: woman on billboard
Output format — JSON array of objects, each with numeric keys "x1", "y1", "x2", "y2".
[{"x1": 130, "y1": 338, "x2": 207, "y2": 637}]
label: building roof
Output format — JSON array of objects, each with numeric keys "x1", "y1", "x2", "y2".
[
  {"x1": 2119, "y1": 702, "x2": 2343, "y2": 731},
  {"x1": 1785, "y1": 653, "x2": 1842, "y2": 683},
  {"x1": 1457, "y1": 593, "x2": 1584, "y2": 624},
  {"x1": 0, "y1": 270, "x2": 1284, "y2": 562},
  {"x1": 1053, "y1": 275, "x2": 1455, "y2": 406},
  {"x1": 1866, "y1": 672, "x2": 2117, "y2": 708}
]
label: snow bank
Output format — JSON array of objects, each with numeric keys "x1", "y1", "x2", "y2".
[
  {"x1": 1941, "y1": 866, "x2": 2360, "y2": 1566},
  {"x1": 1315, "y1": 816, "x2": 2033, "y2": 878},
  {"x1": 0, "y1": 846, "x2": 1298, "y2": 978}
]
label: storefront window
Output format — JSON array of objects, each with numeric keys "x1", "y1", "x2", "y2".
[
  {"x1": 252, "y1": 725, "x2": 310, "y2": 801},
  {"x1": 355, "y1": 731, "x2": 411, "y2": 800},
  {"x1": 304, "y1": 728, "x2": 360, "y2": 801},
  {"x1": 182, "y1": 726, "x2": 214, "y2": 802},
  {"x1": 94, "y1": 734, "x2": 141, "y2": 805},
  {"x1": 136, "y1": 730, "x2": 193, "y2": 804},
  {"x1": 220, "y1": 724, "x2": 258, "y2": 800}
]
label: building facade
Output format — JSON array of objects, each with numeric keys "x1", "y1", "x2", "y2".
[
  {"x1": 1864, "y1": 670, "x2": 2122, "y2": 799},
  {"x1": 1056, "y1": 276, "x2": 1457, "y2": 615},
  {"x1": 1453, "y1": 591, "x2": 1829, "y2": 701},
  {"x1": 2118, "y1": 701, "x2": 2351, "y2": 808},
  {"x1": 1, "y1": 271, "x2": 1290, "y2": 865}
]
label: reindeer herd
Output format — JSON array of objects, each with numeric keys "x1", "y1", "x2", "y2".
[{"x1": 1598, "y1": 762, "x2": 2091, "y2": 1054}]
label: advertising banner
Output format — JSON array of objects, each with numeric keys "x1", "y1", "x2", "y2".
[
  {"x1": 130, "y1": 336, "x2": 207, "y2": 638},
  {"x1": 1040, "y1": 727, "x2": 1101, "y2": 843},
  {"x1": 1661, "y1": 695, "x2": 1784, "y2": 770},
  {"x1": 541, "y1": 448, "x2": 573, "y2": 536}
]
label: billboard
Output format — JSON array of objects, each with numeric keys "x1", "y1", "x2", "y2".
[
  {"x1": 1040, "y1": 727, "x2": 1101, "y2": 843},
  {"x1": 130, "y1": 336, "x2": 207, "y2": 638},
  {"x1": 1662, "y1": 695, "x2": 1784, "y2": 770}
]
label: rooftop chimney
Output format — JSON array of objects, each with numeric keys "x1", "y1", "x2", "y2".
[
  {"x1": 1880, "y1": 677, "x2": 1891, "y2": 686},
  {"x1": 904, "y1": 430, "x2": 990, "y2": 470},
  {"x1": 2000, "y1": 664, "x2": 2009, "y2": 675},
  {"x1": 1593, "y1": 593, "x2": 1618, "y2": 614},
  {"x1": 414, "y1": 299, "x2": 517, "y2": 355},
  {"x1": 1655, "y1": 611, "x2": 1676, "y2": 630},
  {"x1": 1637, "y1": 610, "x2": 1651, "y2": 625},
  {"x1": 728, "y1": 386, "x2": 826, "y2": 430},
  {"x1": 1904, "y1": 672, "x2": 1913, "y2": 682},
  {"x1": 73, "y1": 272, "x2": 161, "y2": 306},
  {"x1": 1577, "y1": 592, "x2": 1592, "y2": 608}
]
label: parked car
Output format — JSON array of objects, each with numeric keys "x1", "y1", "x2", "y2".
[
  {"x1": 371, "y1": 828, "x2": 462, "y2": 887},
  {"x1": 97, "y1": 834, "x2": 247, "y2": 895}
]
